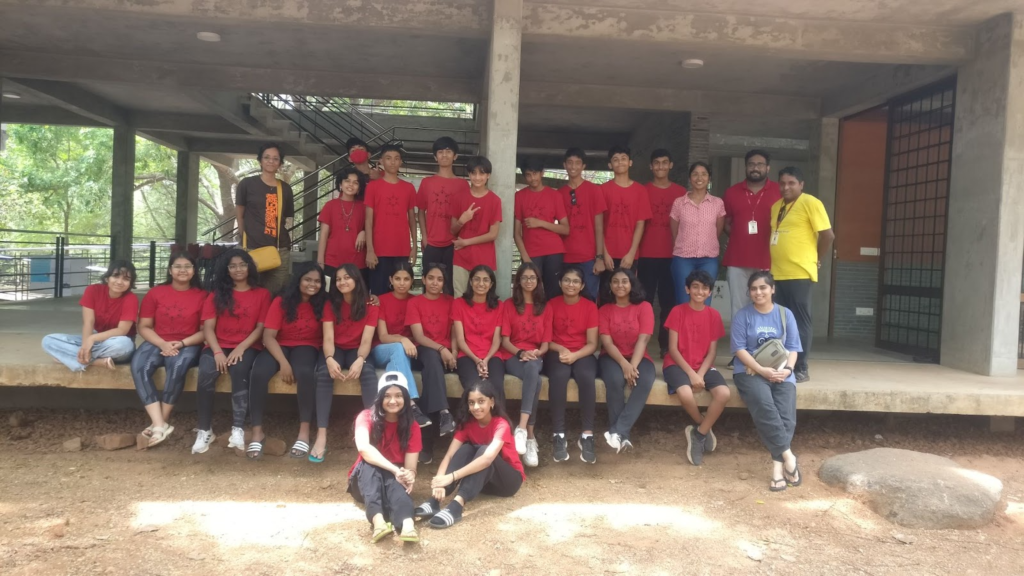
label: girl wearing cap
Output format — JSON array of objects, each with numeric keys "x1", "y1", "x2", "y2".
[{"x1": 349, "y1": 371, "x2": 422, "y2": 543}]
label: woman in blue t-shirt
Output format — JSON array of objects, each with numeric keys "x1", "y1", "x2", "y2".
[{"x1": 730, "y1": 270, "x2": 803, "y2": 492}]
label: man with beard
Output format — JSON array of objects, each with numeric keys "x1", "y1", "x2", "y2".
[{"x1": 722, "y1": 150, "x2": 781, "y2": 320}]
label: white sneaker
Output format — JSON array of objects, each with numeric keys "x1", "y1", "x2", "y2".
[
  {"x1": 227, "y1": 426, "x2": 245, "y2": 450},
  {"x1": 514, "y1": 427, "x2": 528, "y2": 455},
  {"x1": 192, "y1": 429, "x2": 216, "y2": 454},
  {"x1": 604, "y1": 431, "x2": 622, "y2": 453},
  {"x1": 524, "y1": 439, "x2": 539, "y2": 468}
]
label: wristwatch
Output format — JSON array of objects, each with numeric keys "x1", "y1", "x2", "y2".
[
  {"x1": 595, "y1": 253, "x2": 604, "y2": 260},
  {"x1": 783, "y1": 365, "x2": 794, "y2": 372}
]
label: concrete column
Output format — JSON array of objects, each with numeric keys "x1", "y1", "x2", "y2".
[
  {"x1": 627, "y1": 112, "x2": 691, "y2": 184},
  {"x1": 810, "y1": 118, "x2": 839, "y2": 338},
  {"x1": 174, "y1": 151, "x2": 200, "y2": 245},
  {"x1": 110, "y1": 125, "x2": 135, "y2": 261},
  {"x1": 483, "y1": 0, "x2": 522, "y2": 298},
  {"x1": 942, "y1": 13, "x2": 1024, "y2": 376}
]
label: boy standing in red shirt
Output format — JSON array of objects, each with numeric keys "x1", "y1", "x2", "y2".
[
  {"x1": 514, "y1": 157, "x2": 569, "y2": 298},
  {"x1": 599, "y1": 145, "x2": 652, "y2": 304},
  {"x1": 365, "y1": 144, "x2": 418, "y2": 296},
  {"x1": 449, "y1": 156, "x2": 501, "y2": 297},
  {"x1": 416, "y1": 137, "x2": 468, "y2": 295},
  {"x1": 639, "y1": 148, "x2": 686, "y2": 353},
  {"x1": 557, "y1": 148, "x2": 607, "y2": 300}
]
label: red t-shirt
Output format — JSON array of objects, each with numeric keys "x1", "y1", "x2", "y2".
[
  {"x1": 663, "y1": 303, "x2": 725, "y2": 370},
  {"x1": 318, "y1": 198, "x2": 366, "y2": 268},
  {"x1": 348, "y1": 409, "x2": 424, "y2": 478},
  {"x1": 450, "y1": 189, "x2": 502, "y2": 269},
  {"x1": 374, "y1": 292, "x2": 412, "y2": 346},
  {"x1": 557, "y1": 181, "x2": 607, "y2": 264},
  {"x1": 598, "y1": 301, "x2": 654, "y2": 361},
  {"x1": 500, "y1": 299, "x2": 552, "y2": 352},
  {"x1": 451, "y1": 298, "x2": 506, "y2": 359},
  {"x1": 139, "y1": 285, "x2": 207, "y2": 343},
  {"x1": 365, "y1": 179, "x2": 416, "y2": 257},
  {"x1": 200, "y1": 288, "x2": 272, "y2": 350},
  {"x1": 722, "y1": 180, "x2": 782, "y2": 269},
  {"x1": 79, "y1": 283, "x2": 139, "y2": 338},
  {"x1": 324, "y1": 301, "x2": 379, "y2": 350},
  {"x1": 263, "y1": 297, "x2": 324, "y2": 349},
  {"x1": 515, "y1": 187, "x2": 567, "y2": 258},
  {"x1": 601, "y1": 181, "x2": 653, "y2": 259},
  {"x1": 547, "y1": 296, "x2": 599, "y2": 352},
  {"x1": 406, "y1": 294, "x2": 454, "y2": 349},
  {"x1": 417, "y1": 176, "x2": 468, "y2": 248},
  {"x1": 453, "y1": 416, "x2": 525, "y2": 481},
  {"x1": 640, "y1": 182, "x2": 686, "y2": 259}
]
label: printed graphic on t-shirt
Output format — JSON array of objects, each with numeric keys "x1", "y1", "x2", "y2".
[
  {"x1": 556, "y1": 314, "x2": 576, "y2": 334},
  {"x1": 608, "y1": 316, "x2": 635, "y2": 343},
  {"x1": 609, "y1": 200, "x2": 633, "y2": 228},
  {"x1": 385, "y1": 194, "x2": 403, "y2": 212},
  {"x1": 462, "y1": 306, "x2": 489, "y2": 336},
  {"x1": 648, "y1": 195, "x2": 675, "y2": 232},
  {"x1": 423, "y1": 311, "x2": 447, "y2": 333},
  {"x1": 222, "y1": 300, "x2": 258, "y2": 341},
  {"x1": 430, "y1": 187, "x2": 454, "y2": 215},
  {"x1": 264, "y1": 193, "x2": 279, "y2": 237},
  {"x1": 756, "y1": 325, "x2": 780, "y2": 346}
]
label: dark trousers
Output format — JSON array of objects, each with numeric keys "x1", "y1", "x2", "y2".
[
  {"x1": 456, "y1": 356, "x2": 506, "y2": 405},
  {"x1": 416, "y1": 346, "x2": 454, "y2": 415},
  {"x1": 773, "y1": 279, "x2": 813, "y2": 372},
  {"x1": 316, "y1": 348, "x2": 379, "y2": 413},
  {"x1": 422, "y1": 244, "x2": 454, "y2": 296},
  {"x1": 599, "y1": 356, "x2": 655, "y2": 440},
  {"x1": 196, "y1": 347, "x2": 259, "y2": 430},
  {"x1": 325, "y1": 265, "x2": 369, "y2": 294},
  {"x1": 130, "y1": 341, "x2": 202, "y2": 406},
  {"x1": 544, "y1": 351, "x2": 598, "y2": 434},
  {"x1": 348, "y1": 461, "x2": 415, "y2": 526},
  {"x1": 531, "y1": 253, "x2": 564, "y2": 301},
  {"x1": 249, "y1": 346, "x2": 319, "y2": 427},
  {"x1": 733, "y1": 372, "x2": 797, "y2": 462},
  {"x1": 370, "y1": 256, "x2": 409, "y2": 296},
  {"x1": 637, "y1": 257, "x2": 675, "y2": 350},
  {"x1": 505, "y1": 357, "x2": 544, "y2": 426},
  {"x1": 445, "y1": 444, "x2": 522, "y2": 503},
  {"x1": 598, "y1": 257, "x2": 636, "y2": 306}
]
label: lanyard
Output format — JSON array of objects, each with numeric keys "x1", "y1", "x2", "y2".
[
  {"x1": 776, "y1": 195, "x2": 800, "y2": 228},
  {"x1": 744, "y1": 186, "x2": 765, "y2": 216}
]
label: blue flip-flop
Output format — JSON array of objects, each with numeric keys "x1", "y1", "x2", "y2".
[{"x1": 308, "y1": 448, "x2": 326, "y2": 463}]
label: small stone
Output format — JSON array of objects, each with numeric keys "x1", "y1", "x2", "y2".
[
  {"x1": 320, "y1": 480, "x2": 334, "y2": 490},
  {"x1": 62, "y1": 437, "x2": 82, "y2": 452},
  {"x1": 780, "y1": 554, "x2": 796, "y2": 562},
  {"x1": 95, "y1": 434, "x2": 136, "y2": 451},
  {"x1": 9, "y1": 411, "x2": 27, "y2": 427},
  {"x1": 136, "y1": 434, "x2": 149, "y2": 450},
  {"x1": 738, "y1": 472, "x2": 750, "y2": 481},
  {"x1": 739, "y1": 542, "x2": 764, "y2": 562},
  {"x1": 893, "y1": 533, "x2": 916, "y2": 545},
  {"x1": 263, "y1": 437, "x2": 287, "y2": 457},
  {"x1": 44, "y1": 518, "x2": 69, "y2": 539},
  {"x1": 874, "y1": 434, "x2": 885, "y2": 443},
  {"x1": 9, "y1": 428, "x2": 31, "y2": 441},
  {"x1": 94, "y1": 535, "x2": 110, "y2": 540},
  {"x1": 134, "y1": 525, "x2": 160, "y2": 534},
  {"x1": 187, "y1": 551, "x2": 206, "y2": 561}
]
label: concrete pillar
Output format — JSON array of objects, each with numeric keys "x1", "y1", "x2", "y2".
[
  {"x1": 627, "y1": 112, "x2": 691, "y2": 184},
  {"x1": 483, "y1": 0, "x2": 522, "y2": 298},
  {"x1": 174, "y1": 151, "x2": 200, "y2": 245},
  {"x1": 811, "y1": 118, "x2": 839, "y2": 338},
  {"x1": 942, "y1": 13, "x2": 1024, "y2": 376},
  {"x1": 110, "y1": 125, "x2": 135, "y2": 261}
]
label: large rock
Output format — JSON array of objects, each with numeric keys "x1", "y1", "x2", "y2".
[{"x1": 819, "y1": 448, "x2": 1004, "y2": 529}]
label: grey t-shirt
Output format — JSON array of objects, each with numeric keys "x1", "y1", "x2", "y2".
[{"x1": 235, "y1": 176, "x2": 295, "y2": 249}]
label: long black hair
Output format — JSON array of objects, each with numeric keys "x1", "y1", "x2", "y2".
[
  {"x1": 334, "y1": 166, "x2": 369, "y2": 201},
  {"x1": 209, "y1": 248, "x2": 259, "y2": 316},
  {"x1": 101, "y1": 260, "x2": 137, "y2": 291},
  {"x1": 462, "y1": 264, "x2": 499, "y2": 310},
  {"x1": 456, "y1": 380, "x2": 512, "y2": 429},
  {"x1": 601, "y1": 267, "x2": 646, "y2": 305},
  {"x1": 162, "y1": 251, "x2": 202, "y2": 289},
  {"x1": 280, "y1": 261, "x2": 327, "y2": 323},
  {"x1": 512, "y1": 262, "x2": 545, "y2": 316},
  {"x1": 370, "y1": 382, "x2": 414, "y2": 452},
  {"x1": 330, "y1": 263, "x2": 369, "y2": 321}
]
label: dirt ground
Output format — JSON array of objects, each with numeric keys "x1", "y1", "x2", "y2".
[{"x1": 1, "y1": 404, "x2": 1023, "y2": 576}]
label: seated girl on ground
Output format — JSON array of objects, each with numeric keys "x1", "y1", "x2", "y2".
[
  {"x1": 131, "y1": 252, "x2": 207, "y2": 448},
  {"x1": 42, "y1": 260, "x2": 138, "y2": 372},
  {"x1": 415, "y1": 380, "x2": 524, "y2": 529},
  {"x1": 193, "y1": 248, "x2": 271, "y2": 454},
  {"x1": 349, "y1": 372, "x2": 422, "y2": 544}
]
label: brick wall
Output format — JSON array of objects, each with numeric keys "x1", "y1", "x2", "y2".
[{"x1": 832, "y1": 261, "x2": 878, "y2": 341}]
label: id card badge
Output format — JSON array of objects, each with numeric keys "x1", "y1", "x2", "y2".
[
  {"x1": 770, "y1": 231, "x2": 780, "y2": 245},
  {"x1": 747, "y1": 220, "x2": 758, "y2": 235}
]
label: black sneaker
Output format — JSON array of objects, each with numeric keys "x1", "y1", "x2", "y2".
[
  {"x1": 438, "y1": 410, "x2": 455, "y2": 436},
  {"x1": 552, "y1": 434, "x2": 569, "y2": 462},
  {"x1": 412, "y1": 404, "x2": 432, "y2": 428},
  {"x1": 703, "y1": 428, "x2": 717, "y2": 453},
  {"x1": 578, "y1": 436, "x2": 596, "y2": 464},
  {"x1": 795, "y1": 370, "x2": 810, "y2": 383},
  {"x1": 419, "y1": 450, "x2": 433, "y2": 465},
  {"x1": 685, "y1": 425, "x2": 704, "y2": 466}
]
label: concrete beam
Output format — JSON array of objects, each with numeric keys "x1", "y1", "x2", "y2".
[
  {"x1": 187, "y1": 90, "x2": 266, "y2": 137},
  {"x1": 822, "y1": 65, "x2": 957, "y2": 118},
  {"x1": 137, "y1": 131, "x2": 188, "y2": 152},
  {"x1": 2, "y1": 78, "x2": 126, "y2": 126},
  {"x1": 0, "y1": 104, "x2": 104, "y2": 126},
  {"x1": 129, "y1": 111, "x2": 248, "y2": 136},
  {"x1": 522, "y1": 4, "x2": 974, "y2": 64},
  {"x1": 710, "y1": 134, "x2": 810, "y2": 153}
]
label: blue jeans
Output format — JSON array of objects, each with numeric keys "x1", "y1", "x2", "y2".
[
  {"x1": 130, "y1": 341, "x2": 202, "y2": 406},
  {"x1": 369, "y1": 342, "x2": 419, "y2": 399},
  {"x1": 42, "y1": 333, "x2": 135, "y2": 372},
  {"x1": 671, "y1": 256, "x2": 719, "y2": 304}
]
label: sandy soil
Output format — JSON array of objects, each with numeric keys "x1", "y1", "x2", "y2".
[{"x1": 1, "y1": 406, "x2": 1023, "y2": 576}]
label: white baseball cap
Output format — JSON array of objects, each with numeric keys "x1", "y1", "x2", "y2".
[{"x1": 378, "y1": 371, "x2": 409, "y2": 393}]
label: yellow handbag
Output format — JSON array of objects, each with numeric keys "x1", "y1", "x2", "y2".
[{"x1": 243, "y1": 181, "x2": 284, "y2": 272}]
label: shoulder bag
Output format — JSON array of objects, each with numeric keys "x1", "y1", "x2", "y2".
[
  {"x1": 751, "y1": 306, "x2": 789, "y2": 370},
  {"x1": 243, "y1": 180, "x2": 283, "y2": 272}
]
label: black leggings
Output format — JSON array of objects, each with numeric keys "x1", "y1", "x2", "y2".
[
  {"x1": 416, "y1": 346, "x2": 454, "y2": 415},
  {"x1": 317, "y1": 348, "x2": 378, "y2": 413},
  {"x1": 348, "y1": 461, "x2": 414, "y2": 526},
  {"x1": 531, "y1": 253, "x2": 564, "y2": 301},
  {"x1": 456, "y1": 356, "x2": 506, "y2": 405},
  {"x1": 249, "y1": 345, "x2": 319, "y2": 428},
  {"x1": 196, "y1": 347, "x2": 259, "y2": 430},
  {"x1": 445, "y1": 443, "x2": 522, "y2": 503},
  {"x1": 544, "y1": 350, "x2": 598, "y2": 434}
]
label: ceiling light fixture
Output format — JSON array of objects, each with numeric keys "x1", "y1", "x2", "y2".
[
  {"x1": 196, "y1": 31, "x2": 222, "y2": 42},
  {"x1": 1, "y1": 92, "x2": 21, "y2": 99},
  {"x1": 681, "y1": 58, "x2": 704, "y2": 69}
]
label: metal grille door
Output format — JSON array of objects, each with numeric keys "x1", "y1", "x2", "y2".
[{"x1": 876, "y1": 80, "x2": 956, "y2": 359}]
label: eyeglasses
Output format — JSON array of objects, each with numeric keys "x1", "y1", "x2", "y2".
[
  {"x1": 746, "y1": 162, "x2": 768, "y2": 169},
  {"x1": 171, "y1": 264, "x2": 194, "y2": 271},
  {"x1": 520, "y1": 276, "x2": 538, "y2": 283},
  {"x1": 569, "y1": 189, "x2": 577, "y2": 206},
  {"x1": 471, "y1": 277, "x2": 492, "y2": 284},
  {"x1": 228, "y1": 263, "x2": 249, "y2": 270},
  {"x1": 561, "y1": 278, "x2": 582, "y2": 286}
]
